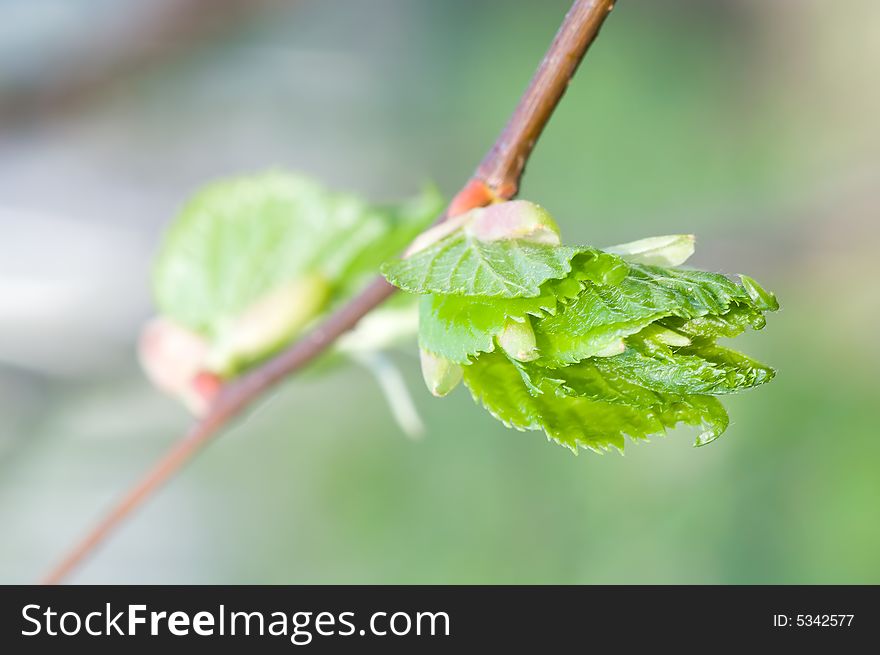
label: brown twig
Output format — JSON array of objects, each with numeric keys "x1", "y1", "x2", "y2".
[
  {"x1": 41, "y1": 0, "x2": 616, "y2": 584},
  {"x1": 475, "y1": 0, "x2": 615, "y2": 198}
]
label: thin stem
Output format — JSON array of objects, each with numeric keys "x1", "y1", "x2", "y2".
[
  {"x1": 476, "y1": 0, "x2": 615, "y2": 197},
  {"x1": 41, "y1": 0, "x2": 616, "y2": 585}
]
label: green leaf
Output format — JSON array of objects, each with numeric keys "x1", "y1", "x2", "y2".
[
  {"x1": 381, "y1": 229, "x2": 624, "y2": 298},
  {"x1": 593, "y1": 334, "x2": 775, "y2": 396},
  {"x1": 150, "y1": 170, "x2": 441, "y2": 392},
  {"x1": 417, "y1": 253, "x2": 627, "y2": 364},
  {"x1": 462, "y1": 351, "x2": 729, "y2": 452},
  {"x1": 515, "y1": 359, "x2": 730, "y2": 446},
  {"x1": 660, "y1": 303, "x2": 767, "y2": 339},
  {"x1": 518, "y1": 358, "x2": 680, "y2": 408},
  {"x1": 154, "y1": 171, "x2": 441, "y2": 339},
  {"x1": 417, "y1": 288, "x2": 563, "y2": 365},
  {"x1": 534, "y1": 264, "x2": 760, "y2": 365},
  {"x1": 419, "y1": 295, "x2": 502, "y2": 363}
]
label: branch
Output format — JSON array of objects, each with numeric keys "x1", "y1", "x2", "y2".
[
  {"x1": 475, "y1": 0, "x2": 615, "y2": 198},
  {"x1": 42, "y1": 0, "x2": 616, "y2": 585}
]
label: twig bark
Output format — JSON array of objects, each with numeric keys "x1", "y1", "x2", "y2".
[
  {"x1": 42, "y1": 0, "x2": 616, "y2": 584},
  {"x1": 475, "y1": 0, "x2": 615, "y2": 198}
]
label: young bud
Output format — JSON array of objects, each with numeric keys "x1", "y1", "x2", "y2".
[
  {"x1": 139, "y1": 318, "x2": 207, "y2": 396},
  {"x1": 605, "y1": 234, "x2": 695, "y2": 267},
  {"x1": 638, "y1": 324, "x2": 691, "y2": 348},
  {"x1": 138, "y1": 317, "x2": 216, "y2": 415},
  {"x1": 465, "y1": 200, "x2": 561, "y2": 245},
  {"x1": 419, "y1": 348, "x2": 463, "y2": 397},
  {"x1": 497, "y1": 317, "x2": 538, "y2": 361},
  {"x1": 652, "y1": 327, "x2": 692, "y2": 347},
  {"x1": 404, "y1": 200, "x2": 561, "y2": 258},
  {"x1": 207, "y1": 274, "x2": 329, "y2": 375}
]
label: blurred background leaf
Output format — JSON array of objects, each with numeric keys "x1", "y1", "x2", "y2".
[{"x1": 1, "y1": 0, "x2": 878, "y2": 583}]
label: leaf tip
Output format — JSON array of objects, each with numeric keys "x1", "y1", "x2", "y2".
[{"x1": 739, "y1": 274, "x2": 779, "y2": 312}]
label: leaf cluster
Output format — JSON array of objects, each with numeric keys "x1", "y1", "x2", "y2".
[
  {"x1": 153, "y1": 171, "x2": 443, "y2": 375},
  {"x1": 382, "y1": 203, "x2": 778, "y2": 452}
]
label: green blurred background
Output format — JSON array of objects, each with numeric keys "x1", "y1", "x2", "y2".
[{"x1": 1, "y1": 0, "x2": 878, "y2": 584}]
